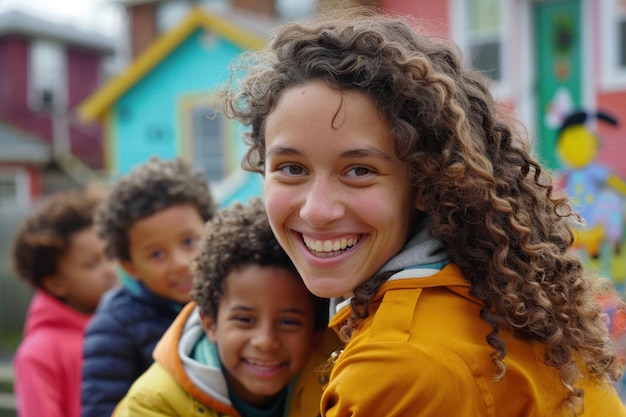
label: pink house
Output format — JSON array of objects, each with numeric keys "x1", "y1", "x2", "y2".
[{"x1": 0, "y1": 10, "x2": 115, "y2": 207}]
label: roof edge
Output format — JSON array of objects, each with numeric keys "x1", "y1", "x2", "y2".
[{"x1": 78, "y1": 6, "x2": 266, "y2": 122}]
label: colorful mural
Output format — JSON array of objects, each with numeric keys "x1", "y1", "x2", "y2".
[{"x1": 555, "y1": 110, "x2": 626, "y2": 287}]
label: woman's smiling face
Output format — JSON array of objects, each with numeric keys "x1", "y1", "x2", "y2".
[{"x1": 263, "y1": 81, "x2": 421, "y2": 298}]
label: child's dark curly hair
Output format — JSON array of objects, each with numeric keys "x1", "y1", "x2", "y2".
[
  {"x1": 11, "y1": 185, "x2": 107, "y2": 289},
  {"x1": 220, "y1": 7, "x2": 621, "y2": 414},
  {"x1": 191, "y1": 197, "x2": 328, "y2": 331},
  {"x1": 95, "y1": 157, "x2": 215, "y2": 261}
]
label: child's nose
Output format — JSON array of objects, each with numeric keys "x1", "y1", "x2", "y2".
[
  {"x1": 173, "y1": 248, "x2": 195, "y2": 270},
  {"x1": 251, "y1": 325, "x2": 280, "y2": 351}
]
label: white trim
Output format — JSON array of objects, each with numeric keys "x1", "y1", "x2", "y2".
[
  {"x1": 515, "y1": 0, "x2": 534, "y2": 130},
  {"x1": 0, "y1": 168, "x2": 31, "y2": 207},
  {"x1": 27, "y1": 39, "x2": 68, "y2": 112},
  {"x1": 450, "y1": 0, "x2": 511, "y2": 98},
  {"x1": 600, "y1": 0, "x2": 626, "y2": 91},
  {"x1": 581, "y1": 0, "x2": 595, "y2": 109}
]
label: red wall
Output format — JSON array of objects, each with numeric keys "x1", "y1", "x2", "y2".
[
  {"x1": 0, "y1": 36, "x2": 53, "y2": 143},
  {"x1": 0, "y1": 35, "x2": 106, "y2": 169},
  {"x1": 379, "y1": 0, "x2": 451, "y2": 37},
  {"x1": 67, "y1": 47, "x2": 105, "y2": 169},
  {"x1": 597, "y1": 91, "x2": 626, "y2": 178}
]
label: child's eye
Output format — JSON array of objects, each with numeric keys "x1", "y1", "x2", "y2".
[
  {"x1": 233, "y1": 316, "x2": 254, "y2": 325},
  {"x1": 149, "y1": 250, "x2": 164, "y2": 260},
  {"x1": 182, "y1": 236, "x2": 197, "y2": 248},
  {"x1": 277, "y1": 162, "x2": 307, "y2": 176},
  {"x1": 279, "y1": 318, "x2": 304, "y2": 329},
  {"x1": 85, "y1": 259, "x2": 100, "y2": 270}
]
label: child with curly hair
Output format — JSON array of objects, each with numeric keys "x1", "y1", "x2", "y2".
[
  {"x1": 12, "y1": 186, "x2": 118, "y2": 417},
  {"x1": 113, "y1": 198, "x2": 339, "y2": 417},
  {"x1": 220, "y1": 7, "x2": 626, "y2": 416},
  {"x1": 81, "y1": 157, "x2": 216, "y2": 417}
]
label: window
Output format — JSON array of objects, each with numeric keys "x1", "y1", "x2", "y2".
[
  {"x1": 191, "y1": 105, "x2": 225, "y2": 182},
  {"x1": 29, "y1": 40, "x2": 66, "y2": 111},
  {"x1": 616, "y1": 0, "x2": 626, "y2": 67},
  {"x1": 467, "y1": 0, "x2": 503, "y2": 81},
  {"x1": 601, "y1": 0, "x2": 626, "y2": 89},
  {"x1": 0, "y1": 171, "x2": 29, "y2": 208}
]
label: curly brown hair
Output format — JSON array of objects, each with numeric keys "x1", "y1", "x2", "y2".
[
  {"x1": 191, "y1": 197, "x2": 328, "y2": 331},
  {"x1": 95, "y1": 157, "x2": 216, "y2": 261},
  {"x1": 11, "y1": 185, "x2": 107, "y2": 289},
  {"x1": 220, "y1": 7, "x2": 622, "y2": 413}
]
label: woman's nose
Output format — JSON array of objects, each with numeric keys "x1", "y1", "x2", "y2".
[{"x1": 299, "y1": 176, "x2": 346, "y2": 227}]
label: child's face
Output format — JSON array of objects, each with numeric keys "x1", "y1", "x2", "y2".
[
  {"x1": 201, "y1": 264, "x2": 317, "y2": 407},
  {"x1": 44, "y1": 226, "x2": 118, "y2": 314},
  {"x1": 263, "y1": 81, "x2": 423, "y2": 299},
  {"x1": 121, "y1": 204, "x2": 205, "y2": 304}
]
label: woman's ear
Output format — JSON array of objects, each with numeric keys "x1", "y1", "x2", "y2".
[
  {"x1": 199, "y1": 311, "x2": 218, "y2": 343},
  {"x1": 414, "y1": 186, "x2": 427, "y2": 211}
]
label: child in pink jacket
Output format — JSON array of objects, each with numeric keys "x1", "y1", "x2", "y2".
[{"x1": 11, "y1": 187, "x2": 118, "y2": 417}]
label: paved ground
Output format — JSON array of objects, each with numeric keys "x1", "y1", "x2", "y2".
[
  {"x1": 0, "y1": 360, "x2": 12, "y2": 381},
  {"x1": 0, "y1": 358, "x2": 15, "y2": 413}
]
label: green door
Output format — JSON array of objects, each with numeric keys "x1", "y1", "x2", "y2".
[{"x1": 534, "y1": 0, "x2": 582, "y2": 169}]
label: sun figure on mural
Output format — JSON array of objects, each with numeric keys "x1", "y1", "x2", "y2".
[{"x1": 556, "y1": 110, "x2": 626, "y2": 260}]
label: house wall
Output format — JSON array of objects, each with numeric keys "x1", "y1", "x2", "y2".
[
  {"x1": 0, "y1": 36, "x2": 49, "y2": 140},
  {"x1": 597, "y1": 92, "x2": 626, "y2": 178},
  {"x1": 232, "y1": 0, "x2": 275, "y2": 16},
  {"x1": 67, "y1": 48, "x2": 105, "y2": 169},
  {"x1": 129, "y1": 2, "x2": 159, "y2": 59},
  {"x1": 379, "y1": 0, "x2": 451, "y2": 36},
  {"x1": 109, "y1": 28, "x2": 245, "y2": 175},
  {"x1": 0, "y1": 36, "x2": 53, "y2": 142},
  {"x1": 0, "y1": 35, "x2": 107, "y2": 169}
]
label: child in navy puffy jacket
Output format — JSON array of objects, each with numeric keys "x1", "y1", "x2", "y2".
[{"x1": 81, "y1": 157, "x2": 215, "y2": 417}]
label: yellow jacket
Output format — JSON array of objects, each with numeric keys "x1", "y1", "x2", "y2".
[
  {"x1": 322, "y1": 264, "x2": 626, "y2": 417},
  {"x1": 114, "y1": 302, "x2": 342, "y2": 417}
]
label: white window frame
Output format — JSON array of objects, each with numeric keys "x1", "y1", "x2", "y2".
[
  {"x1": 601, "y1": 0, "x2": 626, "y2": 90},
  {"x1": 0, "y1": 169, "x2": 30, "y2": 208},
  {"x1": 178, "y1": 94, "x2": 234, "y2": 185},
  {"x1": 190, "y1": 103, "x2": 226, "y2": 182},
  {"x1": 28, "y1": 39, "x2": 67, "y2": 112},
  {"x1": 451, "y1": 0, "x2": 511, "y2": 98}
]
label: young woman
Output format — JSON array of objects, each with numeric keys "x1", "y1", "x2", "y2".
[{"x1": 221, "y1": 8, "x2": 626, "y2": 416}]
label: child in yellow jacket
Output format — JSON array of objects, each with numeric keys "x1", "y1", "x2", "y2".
[{"x1": 114, "y1": 198, "x2": 340, "y2": 417}]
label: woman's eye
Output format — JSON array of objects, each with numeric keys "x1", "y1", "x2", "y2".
[
  {"x1": 346, "y1": 166, "x2": 372, "y2": 177},
  {"x1": 277, "y1": 163, "x2": 306, "y2": 176}
]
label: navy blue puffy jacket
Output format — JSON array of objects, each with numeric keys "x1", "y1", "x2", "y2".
[{"x1": 81, "y1": 282, "x2": 185, "y2": 417}]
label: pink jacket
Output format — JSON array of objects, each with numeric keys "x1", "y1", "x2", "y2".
[{"x1": 13, "y1": 291, "x2": 91, "y2": 417}]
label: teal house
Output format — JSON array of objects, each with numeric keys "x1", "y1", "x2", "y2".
[{"x1": 78, "y1": 7, "x2": 267, "y2": 206}]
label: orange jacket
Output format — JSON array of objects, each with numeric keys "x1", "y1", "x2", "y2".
[{"x1": 322, "y1": 264, "x2": 626, "y2": 417}]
